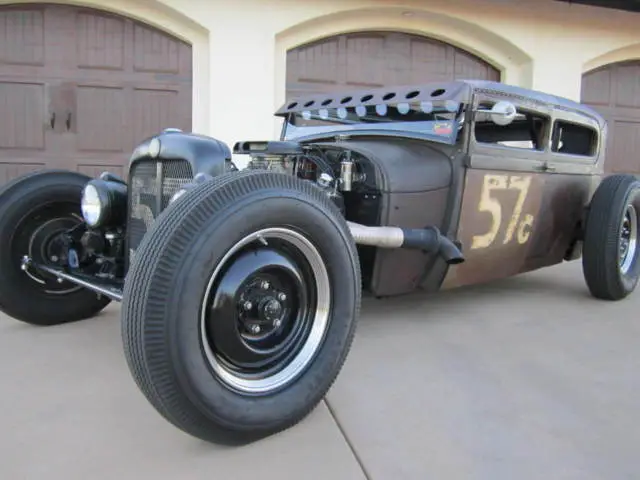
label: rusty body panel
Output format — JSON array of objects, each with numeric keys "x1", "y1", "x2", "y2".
[
  {"x1": 440, "y1": 82, "x2": 603, "y2": 290},
  {"x1": 313, "y1": 137, "x2": 458, "y2": 297},
  {"x1": 442, "y1": 169, "x2": 592, "y2": 289}
]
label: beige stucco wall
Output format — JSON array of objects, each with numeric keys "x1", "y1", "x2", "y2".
[{"x1": 4, "y1": 0, "x2": 640, "y2": 155}]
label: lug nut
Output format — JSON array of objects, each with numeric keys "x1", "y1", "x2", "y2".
[
  {"x1": 243, "y1": 301, "x2": 253, "y2": 311},
  {"x1": 249, "y1": 324, "x2": 261, "y2": 334},
  {"x1": 50, "y1": 255, "x2": 59, "y2": 262},
  {"x1": 273, "y1": 319, "x2": 282, "y2": 328},
  {"x1": 277, "y1": 292, "x2": 287, "y2": 302},
  {"x1": 261, "y1": 281, "x2": 270, "y2": 290}
]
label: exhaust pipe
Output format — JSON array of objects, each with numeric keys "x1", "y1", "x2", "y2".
[{"x1": 346, "y1": 221, "x2": 464, "y2": 265}]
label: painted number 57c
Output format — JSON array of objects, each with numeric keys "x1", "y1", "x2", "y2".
[{"x1": 471, "y1": 174, "x2": 535, "y2": 250}]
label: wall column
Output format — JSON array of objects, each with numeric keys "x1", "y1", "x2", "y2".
[
  {"x1": 207, "y1": 25, "x2": 278, "y2": 159},
  {"x1": 528, "y1": 55, "x2": 584, "y2": 101}
]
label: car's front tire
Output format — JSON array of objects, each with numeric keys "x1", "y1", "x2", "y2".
[
  {"x1": 121, "y1": 170, "x2": 361, "y2": 444},
  {"x1": 0, "y1": 170, "x2": 112, "y2": 325},
  {"x1": 582, "y1": 174, "x2": 640, "y2": 300}
]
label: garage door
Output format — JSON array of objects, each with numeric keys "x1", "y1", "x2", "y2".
[
  {"x1": 286, "y1": 31, "x2": 500, "y2": 98},
  {"x1": 581, "y1": 61, "x2": 640, "y2": 175},
  {"x1": 0, "y1": 4, "x2": 192, "y2": 184}
]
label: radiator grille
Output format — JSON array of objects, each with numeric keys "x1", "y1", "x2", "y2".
[
  {"x1": 161, "y1": 160, "x2": 194, "y2": 209},
  {"x1": 127, "y1": 159, "x2": 193, "y2": 266}
]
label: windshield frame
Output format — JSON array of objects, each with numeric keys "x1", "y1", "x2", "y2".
[{"x1": 280, "y1": 102, "x2": 468, "y2": 146}]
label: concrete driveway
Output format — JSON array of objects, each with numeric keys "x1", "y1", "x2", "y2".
[{"x1": 1, "y1": 261, "x2": 639, "y2": 480}]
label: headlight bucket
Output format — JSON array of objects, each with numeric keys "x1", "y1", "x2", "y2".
[{"x1": 81, "y1": 178, "x2": 128, "y2": 228}]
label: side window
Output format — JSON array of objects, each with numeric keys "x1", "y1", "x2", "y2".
[
  {"x1": 551, "y1": 120, "x2": 597, "y2": 157},
  {"x1": 474, "y1": 101, "x2": 549, "y2": 151}
]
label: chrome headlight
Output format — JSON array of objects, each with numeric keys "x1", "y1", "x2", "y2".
[
  {"x1": 81, "y1": 184, "x2": 103, "y2": 227},
  {"x1": 81, "y1": 178, "x2": 128, "y2": 228}
]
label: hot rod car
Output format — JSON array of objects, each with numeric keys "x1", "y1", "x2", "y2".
[{"x1": 0, "y1": 80, "x2": 638, "y2": 444}]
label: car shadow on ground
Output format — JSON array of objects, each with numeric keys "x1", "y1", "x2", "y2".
[
  {"x1": 1, "y1": 261, "x2": 590, "y2": 336},
  {"x1": 361, "y1": 261, "x2": 591, "y2": 323}
]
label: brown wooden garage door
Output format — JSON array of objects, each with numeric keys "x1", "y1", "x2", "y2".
[
  {"x1": 286, "y1": 31, "x2": 500, "y2": 98},
  {"x1": 0, "y1": 4, "x2": 192, "y2": 184},
  {"x1": 581, "y1": 61, "x2": 640, "y2": 175}
]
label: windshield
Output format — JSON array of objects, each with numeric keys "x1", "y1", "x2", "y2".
[{"x1": 281, "y1": 101, "x2": 465, "y2": 144}]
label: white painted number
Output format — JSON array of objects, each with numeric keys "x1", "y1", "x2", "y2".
[{"x1": 471, "y1": 174, "x2": 535, "y2": 250}]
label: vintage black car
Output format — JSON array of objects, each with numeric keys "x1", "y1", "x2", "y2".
[{"x1": 0, "y1": 80, "x2": 638, "y2": 445}]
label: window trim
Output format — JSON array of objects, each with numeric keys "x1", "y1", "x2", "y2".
[
  {"x1": 549, "y1": 118, "x2": 599, "y2": 163},
  {"x1": 466, "y1": 92, "x2": 602, "y2": 175},
  {"x1": 471, "y1": 101, "x2": 552, "y2": 155}
]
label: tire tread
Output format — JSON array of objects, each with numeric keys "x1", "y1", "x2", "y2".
[
  {"x1": 121, "y1": 170, "x2": 360, "y2": 443},
  {"x1": 582, "y1": 174, "x2": 640, "y2": 300},
  {"x1": 0, "y1": 170, "x2": 111, "y2": 325}
]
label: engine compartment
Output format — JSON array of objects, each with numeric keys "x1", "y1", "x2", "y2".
[
  {"x1": 233, "y1": 136, "x2": 458, "y2": 296},
  {"x1": 233, "y1": 140, "x2": 377, "y2": 213}
]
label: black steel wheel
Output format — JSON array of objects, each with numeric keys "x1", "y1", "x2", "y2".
[
  {"x1": 121, "y1": 170, "x2": 361, "y2": 444},
  {"x1": 202, "y1": 227, "x2": 331, "y2": 394},
  {"x1": 0, "y1": 170, "x2": 112, "y2": 325},
  {"x1": 582, "y1": 174, "x2": 640, "y2": 300},
  {"x1": 619, "y1": 204, "x2": 638, "y2": 276}
]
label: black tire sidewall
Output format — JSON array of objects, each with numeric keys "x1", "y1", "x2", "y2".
[
  {"x1": 583, "y1": 174, "x2": 640, "y2": 299},
  {"x1": 618, "y1": 184, "x2": 640, "y2": 291},
  {"x1": 137, "y1": 179, "x2": 360, "y2": 434},
  {"x1": 0, "y1": 171, "x2": 111, "y2": 323},
  {"x1": 176, "y1": 193, "x2": 357, "y2": 429}
]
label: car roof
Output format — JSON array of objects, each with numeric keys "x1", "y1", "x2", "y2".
[
  {"x1": 275, "y1": 79, "x2": 606, "y2": 129},
  {"x1": 462, "y1": 80, "x2": 605, "y2": 128}
]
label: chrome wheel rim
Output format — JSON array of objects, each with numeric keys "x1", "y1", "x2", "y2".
[
  {"x1": 200, "y1": 227, "x2": 331, "y2": 395},
  {"x1": 619, "y1": 204, "x2": 638, "y2": 275}
]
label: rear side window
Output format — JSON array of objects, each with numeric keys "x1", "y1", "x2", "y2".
[{"x1": 551, "y1": 121, "x2": 597, "y2": 157}]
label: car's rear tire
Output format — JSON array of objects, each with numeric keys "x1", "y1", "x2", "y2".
[
  {"x1": 582, "y1": 174, "x2": 640, "y2": 300},
  {"x1": 121, "y1": 170, "x2": 361, "y2": 444},
  {"x1": 0, "y1": 170, "x2": 112, "y2": 325}
]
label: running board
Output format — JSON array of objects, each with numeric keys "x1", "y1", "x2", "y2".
[{"x1": 21, "y1": 256, "x2": 124, "y2": 302}]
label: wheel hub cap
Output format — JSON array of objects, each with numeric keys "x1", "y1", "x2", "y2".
[
  {"x1": 619, "y1": 204, "x2": 638, "y2": 275},
  {"x1": 200, "y1": 227, "x2": 331, "y2": 395}
]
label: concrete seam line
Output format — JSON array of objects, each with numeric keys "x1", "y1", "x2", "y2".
[{"x1": 323, "y1": 397, "x2": 373, "y2": 480}]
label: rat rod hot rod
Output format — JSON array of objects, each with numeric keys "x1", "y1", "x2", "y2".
[{"x1": 0, "y1": 80, "x2": 638, "y2": 444}]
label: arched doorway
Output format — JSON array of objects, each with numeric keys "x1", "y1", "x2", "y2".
[
  {"x1": 581, "y1": 61, "x2": 640, "y2": 175},
  {"x1": 286, "y1": 31, "x2": 500, "y2": 98},
  {"x1": 0, "y1": 3, "x2": 193, "y2": 183}
]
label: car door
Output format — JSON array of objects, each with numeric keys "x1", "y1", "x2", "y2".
[
  {"x1": 530, "y1": 110, "x2": 602, "y2": 262},
  {"x1": 442, "y1": 91, "x2": 595, "y2": 290}
]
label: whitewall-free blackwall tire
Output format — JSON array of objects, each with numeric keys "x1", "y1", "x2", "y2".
[
  {"x1": 0, "y1": 170, "x2": 111, "y2": 325},
  {"x1": 582, "y1": 174, "x2": 640, "y2": 300},
  {"x1": 121, "y1": 170, "x2": 361, "y2": 444}
]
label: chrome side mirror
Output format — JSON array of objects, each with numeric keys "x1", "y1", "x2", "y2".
[{"x1": 477, "y1": 101, "x2": 517, "y2": 126}]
